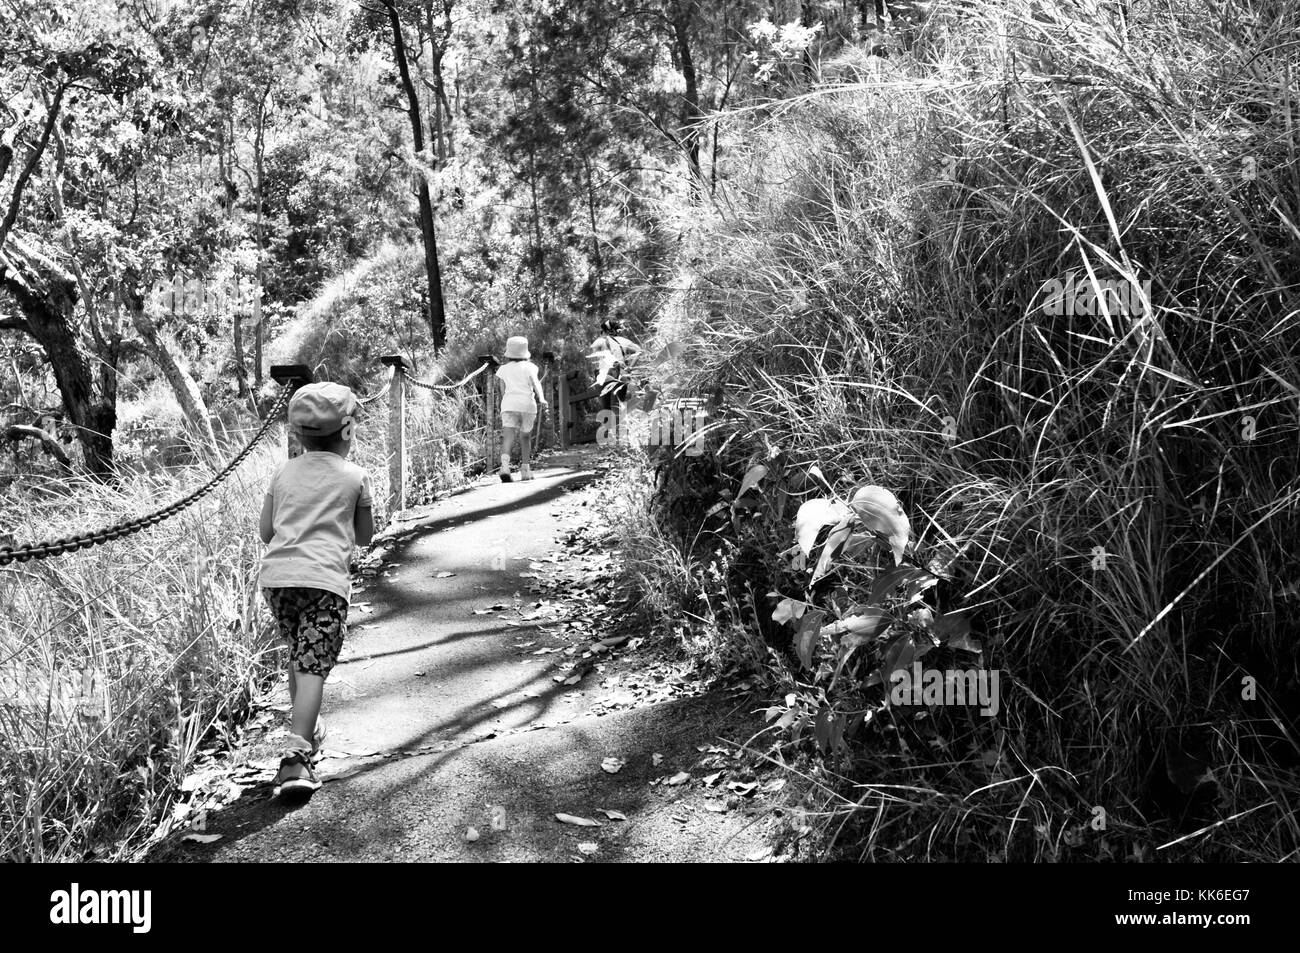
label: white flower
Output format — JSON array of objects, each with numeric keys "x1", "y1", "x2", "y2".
[{"x1": 748, "y1": 18, "x2": 778, "y2": 42}]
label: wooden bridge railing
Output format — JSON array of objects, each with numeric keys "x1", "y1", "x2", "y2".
[{"x1": 271, "y1": 354, "x2": 588, "y2": 515}]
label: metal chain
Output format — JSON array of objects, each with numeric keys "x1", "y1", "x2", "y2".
[
  {"x1": 0, "y1": 389, "x2": 293, "y2": 567},
  {"x1": 405, "y1": 361, "x2": 490, "y2": 392},
  {"x1": 356, "y1": 365, "x2": 396, "y2": 406}
]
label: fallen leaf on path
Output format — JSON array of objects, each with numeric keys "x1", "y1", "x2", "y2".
[
  {"x1": 703, "y1": 802, "x2": 728, "y2": 813},
  {"x1": 435, "y1": 572, "x2": 456, "y2": 578},
  {"x1": 180, "y1": 772, "x2": 217, "y2": 793},
  {"x1": 761, "y1": 778, "x2": 787, "y2": 794},
  {"x1": 413, "y1": 671, "x2": 426, "y2": 677},
  {"x1": 600, "y1": 757, "x2": 625, "y2": 774},
  {"x1": 490, "y1": 806, "x2": 508, "y2": 831},
  {"x1": 555, "y1": 813, "x2": 601, "y2": 827},
  {"x1": 600, "y1": 809, "x2": 628, "y2": 821},
  {"x1": 320, "y1": 763, "x2": 374, "y2": 782},
  {"x1": 182, "y1": 833, "x2": 222, "y2": 844},
  {"x1": 746, "y1": 846, "x2": 773, "y2": 862},
  {"x1": 666, "y1": 771, "x2": 691, "y2": 786},
  {"x1": 727, "y1": 781, "x2": 760, "y2": 796},
  {"x1": 577, "y1": 842, "x2": 599, "y2": 855},
  {"x1": 652, "y1": 753, "x2": 664, "y2": 766},
  {"x1": 702, "y1": 771, "x2": 724, "y2": 787},
  {"x1": 465, "y1": 827, "x2": 480, "y2": 842}
]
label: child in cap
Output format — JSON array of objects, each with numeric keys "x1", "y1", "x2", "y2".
[
  {"x1": 495, "y1": 335, "x2": 548, "y2": 482},
  {"x1": 258, "y1": 381, "x2": 375, "y2": 803}
]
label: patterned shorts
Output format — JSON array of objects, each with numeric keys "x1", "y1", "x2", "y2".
[{"x1": 262, "y1": 587, "x2": 348, "y2": 677}]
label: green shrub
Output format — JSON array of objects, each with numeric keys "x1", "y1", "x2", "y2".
[{"x1": 626, "y1": 0, "x2": 1300, "y2": 860}]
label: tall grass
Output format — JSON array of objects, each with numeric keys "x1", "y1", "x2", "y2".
[
  {"x1": 0, "y1": 367, "x2": 486, "y2": 861},
  {"x1": 628, "y1": 0, "x2": 1300, "y2": 860},
  {"x1": 348, "y1": 372, "x2": 494, "y2": 523},
  {"x1": 0, "y1": 442, "x2": 279, "y2": 861}
]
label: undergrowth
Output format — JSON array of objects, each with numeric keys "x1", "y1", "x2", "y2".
[{"x1": 617, "y1": 0, "x2": 1300, "y2": 861}]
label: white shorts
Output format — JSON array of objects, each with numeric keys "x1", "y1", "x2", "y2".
[{"x1": 500, "y1": 410, "x2": 536, "y2": 431}]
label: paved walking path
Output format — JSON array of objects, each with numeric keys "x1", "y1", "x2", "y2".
[{"x1": 161, "y1": 449, "x2": 781, "y2": 862}]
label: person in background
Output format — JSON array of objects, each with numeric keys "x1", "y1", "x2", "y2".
[
  {"x1": 496, "y1": 335, "x2": 548, "y2": 482},
  {"x1": 258, "y1": 382, "x2": 374, "y2": 804},
  {"x1": 584, "y1": 314, "x2": 643, "y2": 412}
]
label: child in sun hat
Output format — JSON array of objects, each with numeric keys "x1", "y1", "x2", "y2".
[
  {"x1": 495, "y1": 335, "x2": 548, "y2": 482},
  {"x1": 258, "y1": 381, "x2": 375, "y2": 803}
]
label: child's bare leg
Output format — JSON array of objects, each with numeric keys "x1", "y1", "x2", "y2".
[
  {"x1": 287, "y1": 664, "x2": 297, "y2": 703},
  {"x1": 519, "y1": 432, "x2": 532, "y2": 473},
  {"x1": 500, "y1": 426, "x2": 517, "y2": 473},
  {"x1": 290, "y1": 669, "x2": 324, "y2": 744}
]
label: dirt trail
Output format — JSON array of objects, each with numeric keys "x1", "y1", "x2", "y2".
[{"x1": 158, "y1": 449, "x2": 782, "y2": 863}]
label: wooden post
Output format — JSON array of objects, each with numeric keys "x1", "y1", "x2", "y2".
[
  {"x1": 380, "y1": 355, "x2": 409, "y2": 512},
  {"x1": 558, "y1": 371, "x2": 571, "y2": 449},
  {"x1": 539, "y1": 351, "x2": 556, "y2": 450},
  {"x1": 548, "y1": 369, "x2": 560, "y2": 448},
  {"x1": 269, "y1": 363, "x2": 313, "y2": 458},
  {"x1": 484, "y1": 367, "x2": 498, "y2": 471}
]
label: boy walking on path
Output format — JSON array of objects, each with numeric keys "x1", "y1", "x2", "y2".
[
  {"x1": 258, "y1": 382, "x2": 374, "y2": 803},
  {"x1": 496, "y1": 335, "x2": 548, "y2": 482}
]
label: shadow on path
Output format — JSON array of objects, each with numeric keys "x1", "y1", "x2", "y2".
[{"x1": 150, "y1": 451, "x2": 776, "y2": 863}]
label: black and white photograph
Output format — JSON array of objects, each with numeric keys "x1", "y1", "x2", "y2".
[{"x1": 0, "y1": 0, "x2": 1292, "y2": 925}]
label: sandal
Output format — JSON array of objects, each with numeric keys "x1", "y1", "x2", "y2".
[{"x1": 274, "y1": 750, "x2": 322, "y2": 805}]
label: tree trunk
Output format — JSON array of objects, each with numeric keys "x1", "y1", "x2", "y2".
[
  {"x1": 0, "y1": 84, "x2": 67, "y2": 251},
  {"x1": 425, "y1": 3, "x2": 455, "y2": 162},
  {"x1": 383, "y1": 0, "x2": 447, "y2": 349},
  {"x1": 129, "y1": 304, "x2": 218, "y2": 456},
  {"x1": 0, "y1": 240, "x2": 115, "y2": 476},
  {"x1": 583, "y1": 154, "x2": 603, "y2": 303},
  {"x1": 525, "y1": 36, "x2": 546, "y2": 312},
  {"x1": 670, "y1": 3, "x2": 703, "y2": 198},
  {"x1": 232, "y1": 273, "x2": 246, "y2": 395},
  {"x1": 3, "y1": 424, "x2": 72, "y2": 468}
]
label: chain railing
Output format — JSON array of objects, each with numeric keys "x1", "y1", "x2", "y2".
[
  {"x1": 378, "y1": 354, "x2": 501, "y2": 512},
  {"x1": 0, "y1": 350, "x2": 593, "y2": 566},
  {"x1": 0, "y1": 389, "x2": 292, "y2": 567},
  {"x1": 404, "y1": 361, "x2": 491, "y2": 392},
  {"x1": 356, "y1": 365, "x2": 396, "y2": 405}
]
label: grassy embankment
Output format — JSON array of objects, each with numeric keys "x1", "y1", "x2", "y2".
[{"x1": 618, "y1": 0, "x2": 1300, "y2": 861}]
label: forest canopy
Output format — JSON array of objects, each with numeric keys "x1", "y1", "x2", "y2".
[{"x1": 0, "y1": 0, "x2": 841, "y2": 474}]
